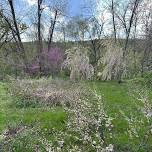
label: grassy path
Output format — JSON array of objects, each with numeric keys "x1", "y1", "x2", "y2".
[{"x1": 89, "y1": 81, "x2": 152, "y2": 150}]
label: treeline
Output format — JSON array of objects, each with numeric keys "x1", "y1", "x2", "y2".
[{"x1": 0, "y1": 0, "x2": 152, "y2": 80}]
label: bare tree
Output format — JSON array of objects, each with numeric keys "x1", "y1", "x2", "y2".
[
  {"x1": 111, "y1": 0, "x2": 117, "y2": 42},
  {"x1": 48, "y1": 9, "x2": 58, "y2": 51},
  {"x1": 0, "y1": 0, "x2": 28, "y2": 69},
  {"x1": 47, "y1": 0, "x2": 67, "y2": 51},
  {"x1": 37, "y1": 0, "x2": 43, "y2": 73},
  {"x1": 115, "y1": 0, "x2": 141, "y2": 54},
  {"x1": 86, "y1": 17, "x2": 105, "y2": 67},
  {"x1": 0, "y1": 9, "x2": 11, "y2": 48},
  {"x1": 113, "y1": 0, "x2": 142, "y2": 81},
  {"x1": 141, "y1": 13, "x2": 152, "y2": 76}
]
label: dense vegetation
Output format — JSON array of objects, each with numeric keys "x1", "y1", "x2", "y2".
[{"x1": 0, "y1": 0, "x2": 152, "y2": 151}]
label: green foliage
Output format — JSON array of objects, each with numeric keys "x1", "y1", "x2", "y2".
[
  {"x1": 143, "y1": 72, "x2": 152, "y2": 87},
  {"x1": 0, "y1": 82, "x2": 66, "y2": 142},
  {"x1": 127, "y1": 72, "x2": 152, "y2": 88},
  {"x1": 128, "y1": 77, "x2": 146, "y2": 85}
]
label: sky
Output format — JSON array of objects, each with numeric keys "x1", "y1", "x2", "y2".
[
  {"x1": 13, "y1": 0, "x2": 88, "y2": 17},
  {"x1": 68, "y1": 0, "x2": 95, "y2": 17},
  {"x1": 69, "y1": 0, "x2": 83, "y2": 16},
  {"x1": 2, "y1": 0, "x2": 151, "y2": 42},
  {"x1": 9, "y1": 0, "x2": 98, "y2": 41}
]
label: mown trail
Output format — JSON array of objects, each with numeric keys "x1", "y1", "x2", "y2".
[{"x1": 89, "y1": 81, "x2": 152, "y2": 150}]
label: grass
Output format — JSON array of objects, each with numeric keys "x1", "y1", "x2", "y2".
[
  {"x1": 0, "y1": 80, "x2": 151, "y2": 151},
  {"x1": 89, "y1": 81, "x2": 134, "y2": 113},
  {"x1": 89, "y1": 81, "x2": 152, "y2": 151},
  {"x1": 0, "y1": 82, "x2": 66, "y2": 133}
]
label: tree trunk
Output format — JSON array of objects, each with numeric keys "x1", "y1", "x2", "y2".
[
  {"x1": 38, "y1": 0, "x2": 43, "y2": 74},
  {"x1": 111, "y1": 0, "x2": 117, "y2": 43},
  {"x1": 48, "y1": 10, "x2": 58, "y2": 52}
]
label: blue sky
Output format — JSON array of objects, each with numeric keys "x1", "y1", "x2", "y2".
[
  {"x1": 69, "y1": 0, "x2": 84, "y2": 16},
  {"x1": 11, "y1": 0, "x2": 95, "y2": 26},
  {"x1": 11, "y1": 0, "x2": 92, "y2": 41},
  {"x1": 70, "y1": 0, "x2": 81, "y2": 16},
  {"x1": 7, "y1": 0, "x2": 98, "y2": 41},
  {"x1": 13, "y1": 0, "x2": 86, "y2": 17}
]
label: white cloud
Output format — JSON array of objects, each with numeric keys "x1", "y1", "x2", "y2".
[{"x1": 23, "y1": 0, "x2": 37, "y2": 6}]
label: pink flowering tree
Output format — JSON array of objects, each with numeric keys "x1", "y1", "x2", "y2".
[
  {"x1": 44, "y1": 47, "x2": 64, "y2": 75},
  {"x1": 27, "y1": 47, "x2": 64, "y2": 76}
]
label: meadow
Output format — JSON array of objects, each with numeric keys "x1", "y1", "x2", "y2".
[
  {"x1": 1, "y1": 0, "x2": 152, "y2": 151},
  {"x1": 0, "y1": 78, "x2": 151, "y2": 152}
]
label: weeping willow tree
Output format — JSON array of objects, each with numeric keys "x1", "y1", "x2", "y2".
[
  {"x1": 98, "y1": 41, "x2": 127, "y2": 80},
  {"x1": 62, "y1": 47, "x2": 94, "y2": 80}
]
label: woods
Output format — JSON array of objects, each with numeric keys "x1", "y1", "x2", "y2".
[{"x1": 0, "y1": 0, "x2": 151, "y2": 80}]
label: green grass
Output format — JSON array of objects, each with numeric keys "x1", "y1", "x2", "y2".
[
  {"x1": 0, "y1": 82, "x2": 66, "y2": 133},
  {"x1": 89, "y1": 81, "x2": 133, "y2": 112},
  {"x1": 0, "y1": 81, "x2": 67, "y2": 151},
  {"x1": 89, "y1": 81, "x2": 152, "y2": 151},
  {"x1": 0, "y1": 80, "x2": 151, "y2": 151}
]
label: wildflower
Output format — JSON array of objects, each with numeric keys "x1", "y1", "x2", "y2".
[
  {"x1": 93, "y1": 140, "x2": 97, "y2": 145},
  {"x1": 58, "y1": 140, "x2": 64, "y2": 148},
  {"x1": 105, "y1": 144, "x2": 114, "y2": 152}
]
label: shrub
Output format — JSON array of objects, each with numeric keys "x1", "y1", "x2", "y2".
[
  {"x1": 3, "y1": 79, "x2": 115, "y2": 152},
  {"x1": 43, "y1": 47, "x2": 64, "y2": 75},
  {"x1": 62, "y1": 46, "x2": 94, "y2": 80},
  {"x1": 9, "y1": 78, "x2": 91, "y2": 107},
  {"x1": 143, "y1": 72, "x2": 152, "y2": 87},
  {"x1": 98, "y1": 41, "x2": 127, "y2": 80}
]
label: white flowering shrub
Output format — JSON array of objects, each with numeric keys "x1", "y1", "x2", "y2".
[
  {"x1": 98, "y1": 41, "x2": 127, "y2": 80},
  {"x1": 48, "y1": 90, "x2": 114, "y2": 152},
  {"x1": 9, "y1": 78, "x2": 91, "y2": 107},
  {"x1": 62, "y1": 47, "x2": 94, "y2": 80}
]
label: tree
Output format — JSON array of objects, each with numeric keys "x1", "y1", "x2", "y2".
[
  {"x1": 110, "y1": 0, "x2": 142, "y2": 81},
  {"x1": 86, "y1": 17, "x2": 105, "y2": 68},
  {"x1": 47, "y1": 0, "x2": 67, "y2": 51},
  {"x1": 62, "y1": 47, "x2": 94, "y2": 80},
  {"x1": 66, "y1": 16, "x2": 88, "y2": 42},
  {"x1": 141, "y1": 11, "x2": 152, "y2": 76},
  {"x1": 0, "y1": 0, "x2": 28, "y2": 70},
  {"x1": 115, "y1": 0, "x2": 141, "y2": 54},
  {"x1": 37, "y1": 0, "x2": 43, "y2": 73},
  {"x1": 111, "y1": 0, "x2": 117, "y2": 42},
  {"x1": 0, "y1": 9, "x2": 11, "y2": 48},
  {"x1": 98, "y1": 41, "x2": 127, "y2": 80}
]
